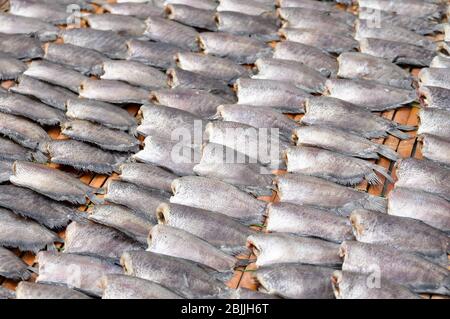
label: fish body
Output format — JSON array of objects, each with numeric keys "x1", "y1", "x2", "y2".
[
  {"x1": 0, "y1": 13, "x2": 58, "y2": 41},
  {"x1": 418, "y1": 108, "x2": 450, "y2": 140},
  {"x1": 80, "y1": 79, "x2": 150, "y2": 104},
  {"x1": 118, "y1": 162, "x2": 177, "y2": 193},
  {"x1": 166, "y1": 4, "x2": 216, "y2": 31},
  {"x1": 217, "y1": 0, "x2": 273, "y2": 16},
  {"x1": 164, "y1": 0, "x2": 217, "y2": 10},
  {"x1": 278, "y1": 7, "x2": 356, "y2": 27},
  {"x1": 9, "y1": 0, "x2": 71, "y2": 25},
  {"x1": 16, "y1": 282, "x2": 92, "y2": 299},
  {"x1": 421, "y1": 134, "x2": 450, "y2": 167},
  {"x1": 419, "y1": 68, "x2": 450, "y2": 90},
  {"x1": 85, "y1": 14, "x2": 146, "y2": 36},
  {"x1": 0, "y1": 246, "x2": 31, "y2": 280},
  {"x1": 0, "y1": 53, "x2": 26, "y2": 80},
  {"x1": 126, "y1": 39, "x2": 183, "y2": 70},
  {"x1": 419, "y1": 86, "x2": 450, "y2": 111},
  {"x1": 0, "y1": 33, "x2": 44, "y2": 60},
  {"x1": 103, "y1": 2, "x2": 163, "y2": 18},
  {"x1": 0, "y1": 136, "x2": 36, "y2": 162},
  {"x1": 358, "y1": 0, "x2": 445, "y2": 18},
  {"x1": 280, "y1": 9, "x2": 352, "y2": 34}
]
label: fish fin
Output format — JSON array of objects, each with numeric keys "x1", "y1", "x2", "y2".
[
  {"x1": 88, "y1": 196, "x2": 104, "y2": 205},
  {"x1": 220, "y1": 246, "x2": 251, "y2": 257},
  {"x1": 395, "y1": 124, "x2": 417, "y2": 132},
  {"x1": 69, "y1": 211, "x2": 90, "y2": 224},
  {"x1": 365, "y1": 172, "x2": 382, "y2": 185},
  {"x1": 94, "y1": 187, "x2": 106, "y2": 195},
  {"x1": 388, "y1": 128, "x2": 413, "y2": 140},
  {"x1": 235, "y1": 258, "x2": 256, "y2": 268},
  {"x1": 371, "y1": 165, "x2": 395, "y2": 184},
  {"x1": 362, "y1": 195, "x2": 388, "y2": 214},
  {"x1": 27, "y1": 266, "x2": 39, "y2": 275},
  {"x1": 32, "y1": 150, "x2": 49, "y2": 163},
  {"x1": 377, "y1": 145, "x2": 400, "y2": 161}
]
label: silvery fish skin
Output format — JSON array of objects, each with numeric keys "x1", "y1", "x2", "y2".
[
  {"x1": 253, "y1": 58, "x2": 326, "y2": 93},
  {"x1": 359, "y1": 38, "x2": 435, "y2": 67},
  {"x1": 357, "y1": 0, "x2": 445, "y2": 18},
  {"x1": 388, "y1": 187, "x2": 450, "y2": 234},
  {"x1": 421, "y1": 134, "x2": 450, "y2": 167},
  {"x1": 103, "y1": 2, "x2": 163, "y2": 18},
  {"x1": 152, "y1": 88, "x2": 230, "y2": 118},
  {"x1": 395, "y1": 158, "x2": 450, "y2": 201},
  {"x1": 144, "y1": 16, "x2": 198, "y2": 51},
  {"x1": 11, "y1": 75, "x2": 77, "y2": 111},
  {"x1": 198, "y1": 32, "x2": 272, "y2": 64},
  {"x1": 89, "y1": 204, "x2": 153, "y2": 245},
  {"x1": 101, "y1": 60, "x2": 167, "y2": 90},
  {"x1": 171, "y1": 176, "x2": 267, "y2": 224},
  {"x1": 280, "y1": 28, "x2": 358, "y2": 54},
  {"x1": 0, "y1": 33, "x2": 44, "y2": 60},
  {"x1": 280, "y1": 10, "x2": 352, "y2": 34},
  {"x1": 134, "y1": 136, "x2": 200, "y2": 176},
  {"x1": 0, "y1": 185, "x2": 78, "y2": 229},
  {"x1": 217, "y1": 0, "x2": 273, "y2": 16},
  {"x1": 137, "y1": 104, "x2": 203, "y2": 143},
  {"x1": 193, "y1": 143, "x2": 273, "y2": 196},
  {"x1": 276, "y1": 174, "x2": 387, "y2": 216},
  {"x1": 302, "y1": 96, "x2": 415, "y2": 139},
  {"x1": 0, "y1": 53, "x2": 26, "y2": 80},
  {"x1": 66, "y1": 99, "x2": 137, "y2": 132},
  {"x1": 355, "y1": 20, "x2": 436, "y2": 49},
  {"x1": 0, "y1": 113, "x2": 50, "y2": 152},
  {"x1": 340, "y1": 241, "x2": 450, "y2": 295},
  {"x1": 272, "y1": 41, "x2": 338, "y2": 77},
  {"x1": 235, "y1": 78, "x2": 308, "y2": 113},
  {"x1": 166, "y1": 4, "x2": 216, "y2": 31},
  {"x1": 47, "y1": 140, "x2": 127, "y2": 175},
  {"x1": 294, "y1": 126, "x2": 400, "y2": 161},
  {"x1": 418, "y1": 108, "x2": 450, "y2": 140},
  {"x1": 431, "y1": 55, "x2": 450, "y2": 68},
  {"x1": 175, "y1": 52, "x2": 248, "y2": 83},
  {"x1": 148, "y1": 224, "x2": 238, "y2": 272},
  {"x1": 215, "y1": 11, "x2": 279, "y2": 41},
  {"x1": 277, "y1": 0, "x2": 335, "y2": 11},
  {"x1": 0, "y1": 208, "x2": 61, "y2": 252},
  {"x1": 61, "y1": 29, "x2": 128, "y2": 59},
  {"x1": 254, "y1": 263, "x2": 335, "y2": 299},
  {"x1": 38, "y1": 0, "x2": 94, "y2": 10},
  {"x1": 10, "y1": 161, "x2": 100, "y2": 205},
  {"x1": 79, "y1": 79, "x2": 150, "y2": 104},
  {"x1": 16, "y1": 282, "x2": 92, "y2": 300},
  {"x1": 126, "y1": 39, "x2": 183, "y2": 70},
  {"x1": 9, "y1": 0, "x2": 71, "y2": 25},
  {"x1": 350, "y1": 209, "x2": 449, "y2": 266},
  {"x1": 0, "y1": 91, "x2": 65, "y2": 126},
  {"x1": 216, "y1": 104, "x2": 298, "y2": 141},
  {"x1": 36, "y1": 251, "x2": 122, "y2": 297},
  {"x1": 230, "y1": 287, "x2": 280, "y2": 299},
  {"x1": 64, "y1": 221, "x2": 143, "y2": 260},
  {"x1": 85, "y1": 14, "x2": 146, "y2": 36},
  {"x1": 337, "y1": 52, "x2": 413, "y2": 89},
  {"x1": 61, "y1": 120, "x2": 140, "y2": 153},
  {"x1": 277, "y1": 7, "x2": 355, "y2": 27},
  {"x1": 0, "y1": 13, "x2": 58, "y2": 41},
  {"x1": 0, "y1": 247, "x2": 31, "y2": 280},
  {"x1": 419, "y1": 86, "x2": 450, "y2": 111},
  {"x1": 332, "y1": 271, "x2": 420, "y2": 299},
  {"x1": 325, "y1": 79, "x2": 417, "y2": 111},
  {"x1": 164, "y1": 0, "x2": 218, "y2": 10},
  {"x1": 118, "y1": 162, "x2": 178, "y2": 193},
  {"x1": 24, "y1": 60, "x2": 88, "y2": 93},
  {"x1": 419, "y1": 68, "x2": 450, "y2": 90},
  {"x1": 157, "y1": 202, "x2": 253, "y2": 255},
  {"x1": 0, "y1": 136, "x2": 38, "y2": 162},
  {"x1": 101, "y1": 274, "x2": 182, "y2": 299},
  {"x1": 121, "y1": 250, "x2": 231, "y2": 298},
  {"x1": 105, "y1": 180, "x2": 168, "y2": 223},
  {"x1": 44, "y1": 43, "x2": 106, "y2": 76},
  {"x1": 248, "y1": 233, "x2": 342, "y2": 267},
  {"x1": 0, "y1": 160, "x2": 13, "y2": 183},
  {"x1": 285, "y1": 146, "x2": 393, "y2": 186},
  {"x1": 266, "y1": 202, "x2": 354, "y2": 243}
]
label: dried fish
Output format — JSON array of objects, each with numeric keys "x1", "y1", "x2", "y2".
[
  {"x1": 278, "y1": 7, "x2": 355, "y2": 27},
  {"x1": 16, "y1": 282, "x2": 92, "y2": 299},
  {"x1": 126, "y1": 39, "x2": 182, "y2": 70},
  {"x1": 85, "y1": 14, "x2": 146, "y2": 36},
  {"x1": 217, "y1": 0, "x2": 273, "y2": 16},
  {"x1": 0, "y1": 160, "x2": 13, "y2": 183},
  {"x1": 118, "y1": 162, "x2": 177, "y2": 193},
  {"x1": 419, "y1": 86, "x2": 450, "y2": 111},
  {"x1": 61, "y1": 120, "x2": 140, "y2": 153},
  {"x1": 103, "y1": 2, "x2": 163, "y2": 18},
  {"x1": 165, "y1": 0, "x2": 217, "y2": 10},
  {"x1": 277, "y1": 0, "x2": 335, "y2": 11},
  {"x1": 9, "y1": 0, "x2": 71, "y2": 25},
  {"x1": 419, "y1": 68, "x2": 450, "y2": 90},
  {"x1": 358, "y1": 0, "x2": 445, "y2": 18},
  {"x1": 36, "y1": 251, "x2": 122, "y2": 296},
  {"x1": 0, "y1": 136, "x2": 37, "y2": 162},
  {"x1": 80, "y1": 79, "x2": 150, "y2": 104},
  {"x1": 166, "y1": 4, "x2": 216, "y2": 31},
  {"x1": 10, "y1": 161, "x2": 100, "y2": 205},
  {"x1": 171, "y1": 176, "x2": 267, "y2": 224},
  {"x1": 230, "y1": 288, "x2": 280, "y2": 299},
  {"x1": 0, "y1": 53, "x2": 26, "y2": 80},
  {"x1": 0, "y1": 208, "x2": 61, "y2": 252},
  {"x1": 266, "y1": 202, "x2": 354, "y2": 243},
  {"x1": 0, "y1": 247, "x2": 31, "y2": 280},
  {"x1": 420, "y1": 134, "x2": 450, "y2": 167},
  {"x1": 0, "y1": 33, "x2": 44, "y2": 60},
  {"x1": 418, "y1": 108, "x2": 450, "y2": 140},
  {"x1": 0, "y1": 13, "x2": 58, "y2": 41},
  {"x1": 280, "y1": 10, "x2": 352, "y2": 34}
]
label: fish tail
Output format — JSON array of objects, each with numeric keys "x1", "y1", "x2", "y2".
[
  {"x1": 365, "y1": 172, "x2": 382, "y2": 185},
  {"x1": 27, "y1": 266, "x2": 39, "y2": 275},
  {"x1": 371, "y1": 164, "x2": 395, "y2": 184},
  {"x1": 235, "y1": 258, "x2": 256, "y2": 268},
  {"x1": 377, "y1": 145, "x2": 400, "y2": 161},
  {"x1": 69, "y1": 211, "x2": 89, "y2": 224},
  {"x1": 362, "y1": 195, "x2": 388, "y2": 214},
  {"x1": 396, "y1": 124, "x2": 417, "y2": 132},
  {"x1": 32, "y1": 150, "x2": 49, "y2": 164},
  {"x1": 87, "y1": 193, "x2": 104, "y2": 205},
  {"x1": 221, "y1": 245, "x2": 251, "y2": 257},
  {"x1": 388, "y1": 129, "x2": 413, "y2": 140}
]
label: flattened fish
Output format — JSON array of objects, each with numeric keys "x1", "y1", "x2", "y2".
[
  {"x1": 0, "y1": 247, "x2": 31, "y2": 280},
  {"x1": 36, "y1": 251, "x2": 122, "y2": 297},
  {"x1": 0, "y1": 185, "x2": 78, "y2": 229},
  {"x1": 325, "y1": 79, "x2": 416, "y2": 111},
  {"x1": 248, "y1": 233, "x2": 342, "y2": 267},
  {"x1": 276, "y1": 174, "x2": 387, "y2": 215},
  {"x1": 340, "y1": 241, "x2": 450, "y2": 295},
  {"x1": 277, "y1": 0, "x2": 335, "y2": 11},
  {"x1": 254, "y1": 264, "x2": 335, "y2": 299},
  {"x1": 280, "y1": 9, "x2": 352, "y2": 34},
  {"x1": 101, "y1": 274, "x2": 182, "y2": 299},
  {"x1": 101, "y1": 60, "x2": 167, "y2": 90},
  {"x1": 103, "y1": 2, "x2": 163, "y2": 18},
  {"x1": 61, "y1": 120, "x2": 140, "y2": 152},
  {"x1": 148, "y1": 224, "x2": 238, "y2": 272},
  {"x1": 118, "y1": 162, "x2": 177, "y2": 193},
  {"x1": 0, "y1": 160, "x2": 13, "y2": 183},
  {"x1": 164, "y1": 0, "x2": 217, "y2": 10},
  {"x1": 171, "y1": 176, "x2": 267, "y2": 224},
  {"x1": 85, "y1": 14, "x2": 146, "y2": 36},
  {"x1": 79, "y1": 79, "x2": 150, "y2": 104},
  {"x1": 419, "y1": 68, "x2": 450, "y2": 90},
  {"x1": 89, "y1": 204, "x2": 153, "y2": 245},
  {"x1": 9, "y1": 0, "x2": 71, "y2": 25},
  {"x1": 0, "y1": 136, "x2": 38, "y2": 162},
  {"x1": 278, "y1": 7, "x2": 355, "y2": 27},
  {"x1": 0, "y1": 91, "x2": 65, "y2": 126},
  {"x1": 293, "y1": 126, "x2": 400, "y2": 161},
  {"x1": 358, "y1": 0, "x2": 445, "y2": 18},
  {"x1": 66, "y1": 99, "x2": 137, "y2": 132},
  {"x1": 121, "y1": 250, "x2": 231, "y2": 298},
  {"x1": 217, "y1": 0, "x2": 273, "y2": 16},
  {"x1": 44, "y1": 43, "x2": 106, "y2": 76},
  {"x1": 0, "y1": 53, "x2": 26, "y2": 80},
  {"x1": 266, "y1": 202, "x2": 354, "y2": 243},
  {"x1": 10, "y1": 161, "x2": 100, "y2": 205},
  {"x1": 11, "y1": 75, "x2": 77, "y2": 111},
  {"x1": 332, "y1": 271, "x2": 420, "y2": 299},
  {"x1": 166, "y1": 4, "x2": 216, "y2": 31},
  {"x1": 419, "y1": 86, "x2": 450, "y2": 111},
  {"x1": 198, "y1": 32, "x2": 272, "y2": 64},
  {"x1": 126, "y1": 39, "x2": 183, "y2": 70},
  {"x1": 420, "y1": 134, "x2": 450, "y2": 167},
  {"x1": 0, "y1": 13, "x2": 58, "y2": 41},
  {"x1": 16, "y1": 282, "x2": 91, "y2": 300},
  {"x1": 0, "y1": 33, "x2": 43, "y2": 60},
  {"x1": 273, "y1": 41, "x2": 338, "y2": 77},
  {"x1": 0, "y1": 208, "x2": 61, "y2": 252},
  {"x1": 418, "y1": 108, "x2": 450, "y2": 140}
]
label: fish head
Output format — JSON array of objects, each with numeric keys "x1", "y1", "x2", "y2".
[
  {"x1": 331, "y1": 270, "x2": 343, "y2": 299},
  {"x1": 349, "y1": 209, "x2": 379, "y2": 239},
  {"x1": 156, "y1": 202, "x2": 170, "y2": 225},
  {"x1": 119, "y1": 251, "x2": 134, "y2": 275},
  {"x1": 246, "y1": 234, "x2": 263, "y2": 257}
]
